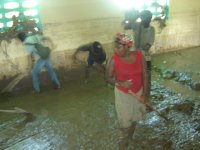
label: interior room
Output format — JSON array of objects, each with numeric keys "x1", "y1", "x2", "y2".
[{"x1": 0, "y1": 0, "x2": 199, "y2": 149}]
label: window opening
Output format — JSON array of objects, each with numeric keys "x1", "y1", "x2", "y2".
[
  {"x1": 0, "y1": 0, "x2": 42, "y2": 33},
  {"x1": 118, "y1": 0, "x2": 169, "y2": 30}
]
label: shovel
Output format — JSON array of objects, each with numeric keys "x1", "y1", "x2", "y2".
[
  {"x1": 1, "y1": 74, "x2": 26, "y2": 93},
  {"x1": 128, "y1": 90, "x2": 169, "y2": 121},
  {"x1": 0, "y1": 107, "x2": 35, "y2": 123},
  {"x1": 0, "y1": 107, "x2": 30, "y2": 114}
]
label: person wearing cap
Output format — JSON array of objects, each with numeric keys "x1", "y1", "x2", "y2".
[
  {"x1": 106, "y1": 33, "x2": 148, "y2": 149},
  {"x1": 72, "y1": 41, "x2": 106, "y2": 82},
  {"x1": 17, "y1": 32, "x2": 60, "y2": 93}
]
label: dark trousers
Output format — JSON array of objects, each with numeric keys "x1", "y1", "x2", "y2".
[{"x1": 146, "y1": 60, "x2": 151, "y2": 97}]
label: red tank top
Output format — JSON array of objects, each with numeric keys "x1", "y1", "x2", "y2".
[{"x1": 113, "y1": 50, "x2": 143, "y2": 93}]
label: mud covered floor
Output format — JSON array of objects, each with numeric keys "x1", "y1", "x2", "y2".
[{"x1": 0, "y1": 47, "x2": 200, "y2": 150}]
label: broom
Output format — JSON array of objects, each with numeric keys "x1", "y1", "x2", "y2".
[
  {"x1": 128, "y1": 90, "x2": 169, "y2": 121},
  {"x1": 0, "y1": 107, "x2": 35, "y2": 123},
  {"x1": 1, "y1": 74, "x2": 26, "y2": 93}
]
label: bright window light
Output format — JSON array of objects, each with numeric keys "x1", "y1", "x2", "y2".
[
  {"x1": 32, "y1": 18, "x2": 39, "y2": 23},
  {"x1": 24, "y1": 9, "x2": 38, "y2": 16},
  {"x1": 7, "y1": 21, "x2": 13, "y2": 27},
  {"x1": 0, "y1": 0, "x2": 42, "y2": 32},
  {"x1": 4, "y1": 2, "x2": 19, "y2": 9},
  {"x1": 161, "y1": 16, "x2": 165, "y2": 19},
  {"x1": 0, "y1": 23, "x2": 4, "y2": 28},
  {"x1": 22, "y1": 0, "x2": 37, "y2": 8},
  {"x1": 5, "y1": 11, "x2": 20, "y2": 18},
  {"x1": 113, "y1": 0, "x2": 168, "y2": 10},
  {"x1": 157, "y1": 7, "x2": 163, "y2": 13},
  {"x1": 148, "y1": 7, "x2": 156, "y2": 13},
  {"x1": 113, "y1": 0, "x2": 169, "y2": 19},
  {"x1": 34, "y1": 27, "x2": 39, "y2": 31},
  {"x1": 113, "y1": 0, "x2": 145, "y2": 10},
  {"x1": 136, "y1": 18, "x2": 141, "y2": 22},
  {"x1": 145, "y1": 0, "x2": 153, "y2": 7},
  {"x1": 158, "y1": 0, "x2": 168, "y2": 5}
]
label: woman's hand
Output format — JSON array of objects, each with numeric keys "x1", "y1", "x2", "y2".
[
  {"x1": 117, "y1": 80, "x2": 133, "y2": 88},
  {"x1": 140, "y1": 95, "x2": 148, "y2": 103}
]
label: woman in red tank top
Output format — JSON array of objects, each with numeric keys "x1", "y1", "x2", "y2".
[{"x1": 106, "y1": 33, "x2": 148, "y2": 149}]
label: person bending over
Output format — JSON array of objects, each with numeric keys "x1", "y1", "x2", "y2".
[
  {"x1": 73, "y1": 41, "x2": 106, "y2": 82},
  {"x1": 17, "y1": 32, "x2": 60, "y2": 93}
]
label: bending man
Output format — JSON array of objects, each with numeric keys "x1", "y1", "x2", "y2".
[
  {"x1": 17, "y1": 32, "x2": 60, "y2": 93},
  {"x1": 73, "y1": 41, "x2": 106, "y2": 82}
]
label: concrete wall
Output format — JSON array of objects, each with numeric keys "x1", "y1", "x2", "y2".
[
  {"x1": 0, "y1": 0, "x2": 200, "y2": 80},
  {"x1": 152, "y1": 0, "x2": 200, "y2": 53}
]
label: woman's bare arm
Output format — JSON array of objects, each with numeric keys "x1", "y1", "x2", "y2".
[{"x1": 106, "y1": 57, "x2": 116, "y2": 84}]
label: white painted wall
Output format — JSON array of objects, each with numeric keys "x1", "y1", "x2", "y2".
[
  {"x1": 0, "y1": 0, "x2": 200, "y2": 79},
  {"x1": 40, "y1": 0, "x2": 123, "y2": 23}
]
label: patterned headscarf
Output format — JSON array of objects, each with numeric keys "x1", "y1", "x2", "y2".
[{"x1": 114, "y1": 33, "x2": 133, "y2": 48}]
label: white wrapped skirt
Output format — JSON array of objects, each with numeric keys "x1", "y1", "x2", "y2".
[{"x1": 114, "y1": 87, "x2": 146, "y2": 128}]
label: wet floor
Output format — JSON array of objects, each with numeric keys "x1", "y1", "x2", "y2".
[
  {"x1": 0, "y1": 70, "x2": 119, "y2": 150},
  {"x1": 0, "y1": 47, "x2": 200, "y2": 150}
]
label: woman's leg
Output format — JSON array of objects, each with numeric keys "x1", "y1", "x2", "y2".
[
  {"x1": 115, "y1": 88, "x2": 134, "y2": 150},
  {"x1": 115, "y1": 87, "x2": 144, "y2": 149},
  {"x1": 128, "y1": 121, "x2": 137, "y2": 140},
  {"x1": 119, "y1": 127, "x2": 130, "y2": 150},
  {"x1": 118, "y1": 122, "x2": 137, "y2": 150}
]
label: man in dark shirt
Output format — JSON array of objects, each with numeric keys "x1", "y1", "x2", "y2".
[{"x1": 72, "y1": 41, "x2": 106, "y2": 82}]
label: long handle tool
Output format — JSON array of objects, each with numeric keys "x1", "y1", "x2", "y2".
[
  {"x1": 128, "y1": 90, "x2": 169, "y2": 121},
  {"x1": 0, "y1": 107, "x2": 30, "y2": 114},
  {"x1": 0, "y1": 107, "x2": 35, "y2": 123},
  {"x1": 1, "y1": 74, "x2": 26, "y2": 93}
]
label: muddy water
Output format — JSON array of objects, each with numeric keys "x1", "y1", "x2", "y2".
[
  {"x1": 1, "y1": 47, "x2": 200, "y2": 150},
  {"x1": 0, "y1": 71, "x2": 119, "y2": 150},
  {"x1": 152, "y1": 71, "x2": 200, "y2": 98}
]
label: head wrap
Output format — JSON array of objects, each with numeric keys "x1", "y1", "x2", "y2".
[{"x1": 114, "y1": 33, "x2": 133, "y2": 48}]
